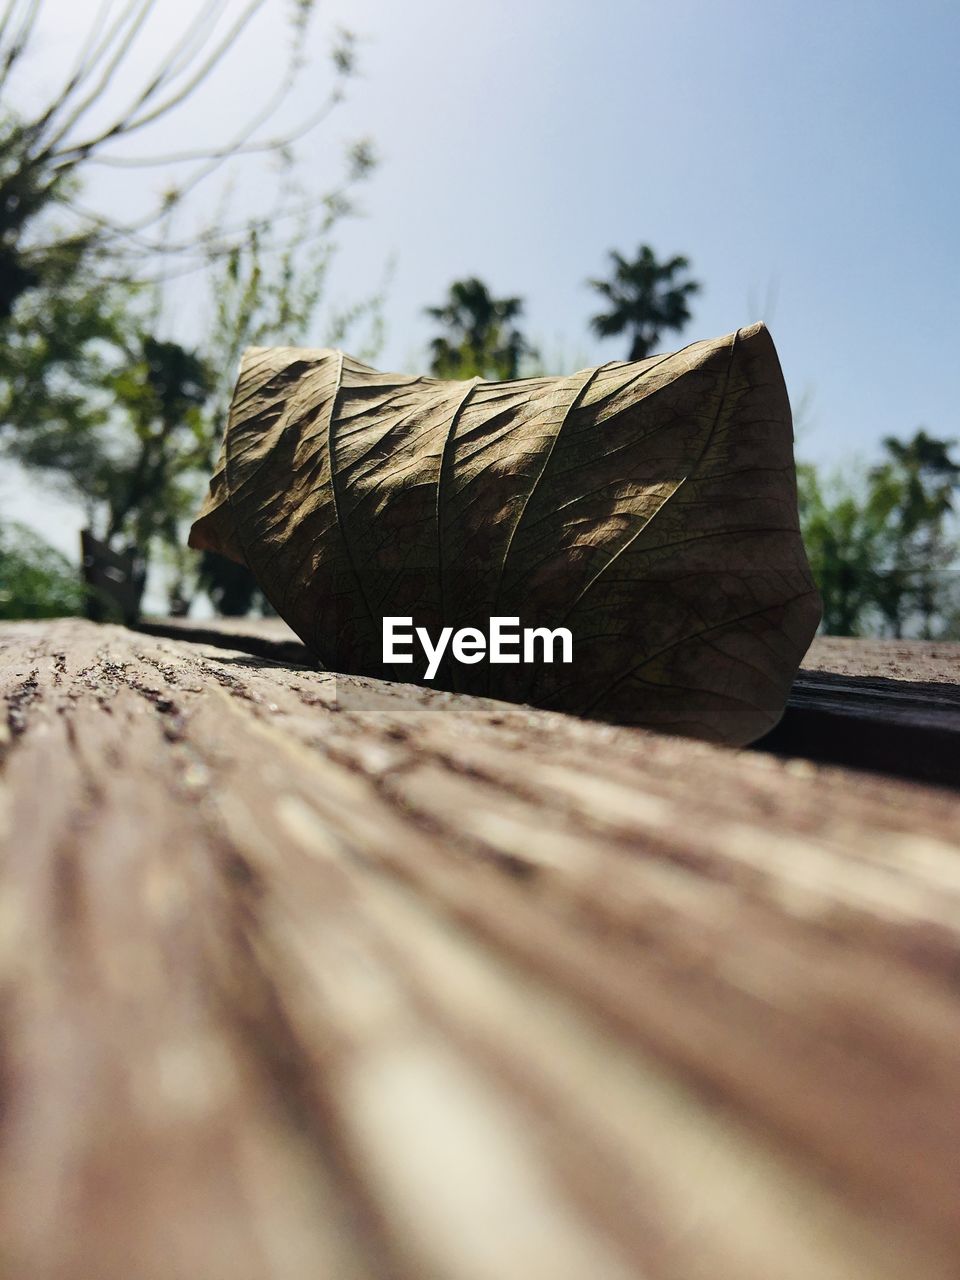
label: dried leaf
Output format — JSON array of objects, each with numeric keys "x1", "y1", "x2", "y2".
[{"x1": 189, "y1": 323, "x2": 821, "y2": 744}]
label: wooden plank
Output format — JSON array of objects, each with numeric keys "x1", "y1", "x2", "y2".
[
  {"x1": 755, "y1": 668, "x2": 960, "y2": 787},
  {"x1": 773, "y1": 638, "x2": 960, "y2": 787},
  {"x1": 2, "y1": 618, "x2": 960, "y2": 1278},
  {"x1": 141, "y1": 616, "x2": 960, "y2": 789},
  {"x1": 803, "y1": 635, "x2": 960, "y2": 683},
  {"x1": 139, "y1": 617, "x2": 960, "y2": 685}
]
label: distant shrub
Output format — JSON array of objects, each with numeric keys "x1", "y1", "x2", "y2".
[{"x1": 0, "y1": 522, "x2": 85, "y2": 619}]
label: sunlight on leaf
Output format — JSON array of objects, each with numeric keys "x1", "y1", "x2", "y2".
[{"x1": 190, "y1": 325, "x2": 820, "y2": 745}]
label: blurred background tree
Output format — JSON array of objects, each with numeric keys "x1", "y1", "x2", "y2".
[
  {"x1": 0, "y1": 521, "x2": 85, "y2": 618},
  {"x1": 871, "y1": 431, "x2": 959, "y2": 638},
  {"x1": 587, "y1": 245, "x2": 700, "y2": 361},
  {"x1": 797, "y1": 461, "x2": 898, "y2": 637},
  {"x1": 425, "y1": 276, "x2": 536, "y2": 380},
  {"x1": 798, "y1": 430, "x2": 960, "y2": 638},
  {"x1": 0, "y1": 0, "x2": 364, "y2": 315},
  {"x1": 0, "y1": 0, "x2": 378, "y2": 617}
]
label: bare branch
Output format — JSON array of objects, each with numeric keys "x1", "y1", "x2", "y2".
[
  {"x1": 2, "y1": 0, "x2": 364, "y2": 341},
  {"x1": 136, "y1": 0, "x2": 227, "y2": 94},
  {"x1": 60, "y1": 181, "x2": 341, "y2": 259},
  {"x1": 75, "y1": 92, "x2": 343, "y2": 244},
  {"x1": 15, "y1": 0, "x2": 121, "y2": 144},
  {"x1": 58, "y1": 2, "x2": 230, "y2": 145},
  {"x1": 84, "y1": 202, "x2": 347, "y2": 289},
  {"x1": 53, "y1": 0, "x2": 268, "y2": 162},
  {"x1": 0, "y1": 0, "x2": 24, "y2": 52},
  {"x1": 79, "y1": 89, "x2": 340, "y2": 170},
  {"x1": 51, "y1": 1, "x2": 226, "y2": 141},
  {"x1": 0, "y1": 0, "x2": 41, "y2": 96},
  {"x1": 59, "y1": 0, "x2": 115, "y2": 92},
  {"x1": 5, "y1": 0, "x2": 40, "y2": 63},
  {"x1": 38, "y1": 0, "x2": 157, "y2": 156}
]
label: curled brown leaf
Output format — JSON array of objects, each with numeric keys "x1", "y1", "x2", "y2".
[{"x1": 190, "y1": 323, "x2": 821, "y2": 745}]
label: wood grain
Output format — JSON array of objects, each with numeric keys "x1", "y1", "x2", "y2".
[
  {"x1": 138, "y1": 616, "x2": 960, "y2": 685},
  {"x1": 2, "y1": 618, "x2": 959, "y2": 1278},
  {"x1": 140, "y1": 616, "x2": 960, "y2": 789}
]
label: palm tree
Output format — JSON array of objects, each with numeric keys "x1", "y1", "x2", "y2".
[
  {"x1": 587, "y1": 246, "x2": 700, "y2": 362},
  {"x1": 425, "y1": 277, "x2": 535, "y2": 380}
]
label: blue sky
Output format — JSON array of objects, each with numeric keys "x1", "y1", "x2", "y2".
[
  {"x1": 3, "y1": 0, "x2": 959, "y2": 559},
  {"x1": 323, "y1": 0, "x2": 959, "y2": 460}
]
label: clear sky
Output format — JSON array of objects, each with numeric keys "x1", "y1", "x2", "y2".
[{"x1": 3, "y1": 0, "x2": 959, "y2": 561}]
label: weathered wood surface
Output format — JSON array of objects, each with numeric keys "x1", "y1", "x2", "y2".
[
  {"x1": 803, "y1": 635, "x2": 960, "y2": 683},
  {"x1": 140, "y1": 615, "x2": 960, "y2": 684},
  {"x1": 2, "y1": 618, "x2": 960, "y2": 1279},
  {"x1": 137, "y1": 614, "x2": 311, "y2": 666},
  {"x1": 142, "y1": 616, "x2": 960, "y2": 789},
  {"x1": 758, "y1": 636, "x2": 960, "y2": 788}
]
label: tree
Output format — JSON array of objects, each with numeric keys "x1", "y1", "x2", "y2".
[
  {"x1": 587, "y1": 245, "x2": 700, "y2": 362},
  {"x1": 0, "y1": 0, "x2": 380, "y2": 617},
  {"x1": 5, "y1": 213, "x2": 384, "y2": 619},
  {"x1": 0, "y1": 0, "x2": 373, "y2": 451},
  {"x1": 0, "y1": 2, "x2": 368, "y2": 316},
  {"x1": 870, "y1": 430, "x2": 960, "y2": 637},
  {"x1": 5, "y1": 313, "x2": 216, "y2": 616},
  {"x1": 425, "y1": 277, "x2": 536, "y2": 380},
  {"x1": 798, "y1": 431, "x2": 960, "y2": 638},
  {"x1": 797, "y1": 462, "x2": 897, "y2": 636}
]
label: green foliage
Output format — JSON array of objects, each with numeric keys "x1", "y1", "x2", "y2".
[
  {"x1": 588, "y1": 245, "x2": 700, "y2": 362},
  {"x1": 7, "y1": 313, "x2": 211, "y2": 526},
  {"x1": 798, "y1": 463, "x2": 894, "y2": 636},
  {"x1": 0, "y1": 522, "x2": 85, "y2": 619},
  {"x1": 0, "y1": 122, "x2": 129, "y2": 503},
  {"x1": 0, "y1": 1, "x2": 381, "y2": 619},
  {"x1": 799, "y1": 431, "x2": 960, "y2": 637},
  {"x1": 425, "y1": 277, "x2": 536, "y2": 380},
  {"x1": 0, "y1": 173, "x2": 127, "y2": 463},
  {"x1": 870, "y1": 431, "x2": 959, "y2": 637},
  {"x1": 0, "y1": 112, "x2": 92, "y2": 318}
]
